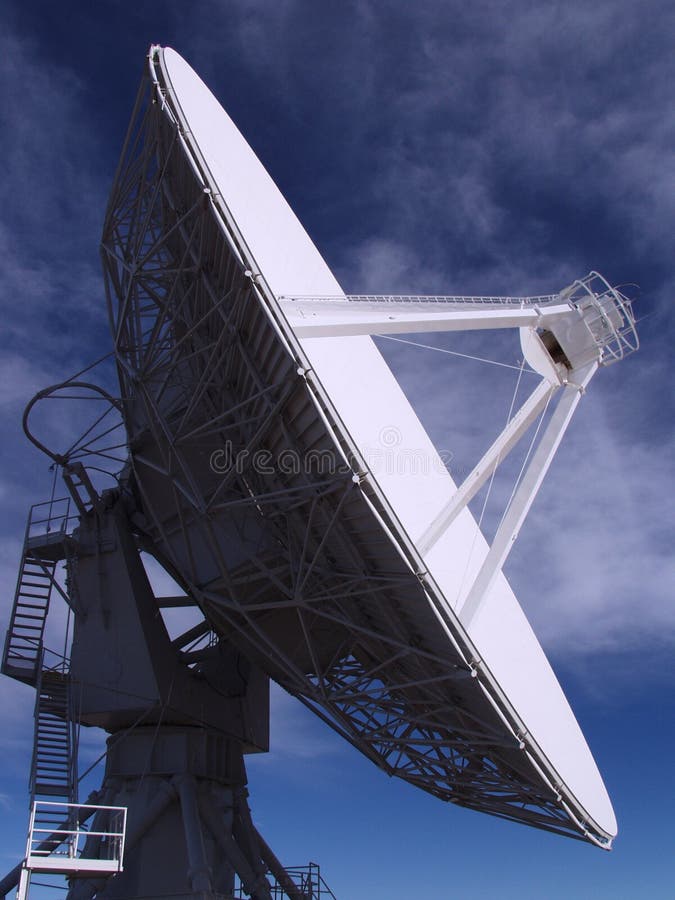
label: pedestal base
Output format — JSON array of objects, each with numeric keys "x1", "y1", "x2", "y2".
[{"x1": 65, "y1": 726, "x2": 285, "y2": 900}]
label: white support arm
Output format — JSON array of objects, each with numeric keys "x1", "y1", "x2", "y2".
[
  {"x1": 278, "y1": 274, "x2": 638, "y2": 367},
  {"x1": 458, "y1": 362, "x2": 598, "y2": 629},
  {"x1": 417, "y1": 378, "x2": 558, "y2": 556},
  {"x1": 279, "y1": 299, "x2": 573, "y2": 339}
]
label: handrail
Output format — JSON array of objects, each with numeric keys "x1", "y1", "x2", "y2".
[
  {"x1": 26, "y1": 497, "x2": 77, "y2": 540},
  {"x1": 279, "y1": 292, "x2": 562, "y2": 307},
  {"x1": 26, "y1": 801, "x2": 127, "y2": 869}
]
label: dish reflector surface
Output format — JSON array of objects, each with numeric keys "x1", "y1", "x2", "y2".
[{"x1": 104, "y1": 46, "x2": 616, "y2": 845}]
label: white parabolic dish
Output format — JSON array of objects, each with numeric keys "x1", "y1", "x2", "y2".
[{"x1": 156, "y1": 47, "x2": 616, "y2": 842}]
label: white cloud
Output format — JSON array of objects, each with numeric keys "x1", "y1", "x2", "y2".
[
  {"x1": 0, "y1": 353, "x2": 55, "y2": 410},
  {"x1": 251, "y1": 682, "x2": 341, "y2": 765},
  {"x1": 512, "y1": 397, "x2": 675, "y2": 656}
]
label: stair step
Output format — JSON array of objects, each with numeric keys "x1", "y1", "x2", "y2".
[
  {"x1": 8, "y1": 514, "x2": 76, "y2": 803},
  {"x1": 34, "y1": 785, "x2": 71, "y2": 796},
  {"x1": 13, "y1": 602, "x2": 50, "y2": 612},
  {"x1": 34, "y1": 775, "x2": 70, "y2": 784}
]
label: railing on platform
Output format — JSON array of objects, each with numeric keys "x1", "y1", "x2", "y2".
[
  {"x1": 235, "y1": 861, "x2": 337, "y2": 899},
  {"x1": 25, "y1": 800, "x2": 127, "y2": 874},
  {"x1": 25, "y1": 497, "x2": 77, "y2": 544},
  {"x1": 279, "y1": 292, "x2": 561, "y2": 307}
]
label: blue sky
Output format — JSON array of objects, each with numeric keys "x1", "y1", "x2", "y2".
[{"x1": 0, "y1": 1, "x2": 673, "y2": 898}]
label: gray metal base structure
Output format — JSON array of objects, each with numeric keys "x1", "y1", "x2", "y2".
[
  {"x1": 67, "y1": 727, "x2": 290, "y2": 900},
  {"x1": 60, "y1": 495, "x2": 306, "y2": 899},
  {"x1": 1, "y1": 489, "x2": 327, "y2": 899}
]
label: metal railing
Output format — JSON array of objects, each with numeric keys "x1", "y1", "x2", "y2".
[
  {"x1": 26, "y1": 801, "x2": 126, "y2": 872},
  {"x1": 279, "y1": 292, "x2": 562, "y2": 307},
  {"x1": 26, "y1": 498, "x2": 77, "y2": 543},
  {"x1": 566, "y1": 271, "x2": 639, "y2": 364},
  {"x1": 235, "y1": 862, "x2": 337, "y2": 899}
]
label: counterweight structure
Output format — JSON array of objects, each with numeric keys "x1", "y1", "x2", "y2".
[{"x1": 1, "y1": 45, "x2": 638, "y2": 899}]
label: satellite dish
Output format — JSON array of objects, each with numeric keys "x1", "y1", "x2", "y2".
[{"x1": 1, "y1": 44, "x2": 638, "y2": 898}]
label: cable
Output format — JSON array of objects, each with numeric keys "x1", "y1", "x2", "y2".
[
  {"x1": 497, "y1": 389, "x2": 553, "y2": 533},
  {"x1": 376, "y1": 334, "x2": 538, "y2": 374},
  {"x1": 455, "y1": 359, "x2": 527, "y2": 607}
]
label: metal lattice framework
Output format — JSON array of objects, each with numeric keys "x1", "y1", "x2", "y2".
[{"x1": 97, "y1": 55, "x2": 609, "y2": 846}]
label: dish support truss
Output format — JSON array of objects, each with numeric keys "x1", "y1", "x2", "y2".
[{"x1": 95, "y1": 47, "x2": 638, "y2": 852}]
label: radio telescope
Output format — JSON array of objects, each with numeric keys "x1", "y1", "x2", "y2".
[{"x1": 1, "y1": 46, "x2": 638, "y2": 900}]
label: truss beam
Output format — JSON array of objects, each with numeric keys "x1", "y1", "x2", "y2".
[
  {"x1": 417, "y1": 378, "x2": 557, "y2": 556},
  {"x1": 279, "y1": 297, "x2": 572, "y2": 338},
  {"x1": 459, "y1": 363, "x2": 598, "y2": 627}
]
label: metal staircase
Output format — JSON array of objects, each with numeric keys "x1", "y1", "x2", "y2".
[
  {"x1": 2, "y1": 555, "x2": 57, "y2": 684},
  {"x1": 31, "y1": 663, "x2": 77, "y2": 802},
  {"x1": 0, "y1": 494, "x2": 130, "y2": 899},
  {"x1": 2, "y1": 498, "x2": 75, "y2": 685},
  {"x1": 1, "y1": 499, "x2": 79, "y2": 810}
]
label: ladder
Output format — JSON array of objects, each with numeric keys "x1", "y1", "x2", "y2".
[
  {"x1": 1, "y1": 496, "x2": 123, "y2": 899},
  {"x1": 31, "y1": 664, "x2": 77, "y2": 803},
  {"x1": 1, "y1": 554, "x2": 57, "y2": 684},
  {"x1": 2, "y1": 498, "x2": 79, "y2": 850},
  {"x1": 2, "y1": 498, "x2": 75, "y2": 685}
]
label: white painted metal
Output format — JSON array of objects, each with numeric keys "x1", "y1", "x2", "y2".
[
  {"x1": 416, "y1": 378, "x2": 557, "y2": 556},
  {"x1": 278, "y1": 298, "x2": 573, "y2": 338},
  {"x1": 458, "y1": 362, "x2": 598, "y2": 628},
  {"x1": 520, "y1": 327, "x2": 563, "y2": 382},
  {"x1": 17, "y1": 800, "x2": 126, "y2": 899},
  {"x1": 158, "y1": 47, "x2": 619, "y2": 841},
  {"x1": 276, "y1": 282, "x2": 637, "y2": 369}
]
